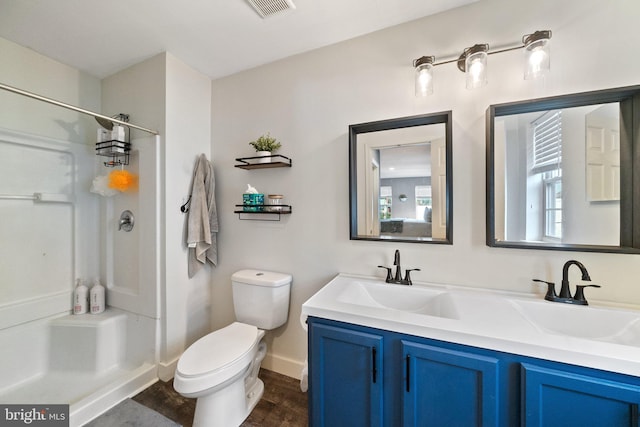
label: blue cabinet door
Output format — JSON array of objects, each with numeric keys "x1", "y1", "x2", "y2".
[
  {"x1": 309, "y1": 322, "x2": 384, "y2": 427},
  {"x1": 402, "y1": 340, "x2": 501, "y2": 427},
  {"x1": 522, "y1": 363, "x2": 640, "y2": 427}
]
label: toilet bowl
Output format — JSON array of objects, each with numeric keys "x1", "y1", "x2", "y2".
[
  {"x1": 174, "y1": 323, "x2": 266, "y2": 427},
  {"x1": 174, "y1": 269, "x2": 292, "y2": 427}
]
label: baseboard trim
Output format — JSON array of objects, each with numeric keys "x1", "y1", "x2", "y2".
[
  {"x1": 262, "y1": 352, "x2": 304, "y2": 380},
  {"x1": 158, "y1": 358, "x2": 179, "y2": 382}
]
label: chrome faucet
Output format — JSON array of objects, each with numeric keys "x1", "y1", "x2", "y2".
[
  {"x1": 378, "y1": 250, "x2": 420, "y2": 285},
  {"x1": 533, "y1": 260, "x2": 601, "y2": 305}
]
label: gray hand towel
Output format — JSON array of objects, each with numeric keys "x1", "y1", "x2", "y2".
[{"x1": 186, "y1": 153, "x2": 218, "y2": 278}]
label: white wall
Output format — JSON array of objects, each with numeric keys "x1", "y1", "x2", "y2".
[
  {"x1": 0, "y1": 38, "x2": 100, "y2": 144},
  {"x1": 162, "y1": 54, "x2": 212, "y2": 378},
  {"x1": 103, "y1": 52, "x2": 213, "y2": 379},
  {"x1": 211, "y1": 0, "x2": 640, "y2": 378}
]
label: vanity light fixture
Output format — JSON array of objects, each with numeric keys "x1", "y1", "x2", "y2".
[
  {"x1": 523, "y1": 30, "x2": 552, "y2": 79},
  {"x1": 414, "y1": 55, "x2": 435, "y2": 96},
  {"x1": 460, "y1": 44, "x2": 489, "y2": 89},
  {"x1": 414, "y1": 30, "x2": 552, "y2": 96}
]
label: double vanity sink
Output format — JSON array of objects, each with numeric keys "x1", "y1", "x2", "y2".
[{"x1": 302, "y1": 273, "x2": 640, "y2": 376}]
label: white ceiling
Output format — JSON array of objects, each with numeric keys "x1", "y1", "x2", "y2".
[
  {"x1": 379, "y1": 144, "x2": 431, "y2": 180},
  {"x1": 0, "y1": 0, "x2": 477, "y2": 80}
]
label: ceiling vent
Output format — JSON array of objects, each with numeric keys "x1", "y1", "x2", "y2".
[{"x1": 246, "y1": 0, "x2": 296, "y2": 18}]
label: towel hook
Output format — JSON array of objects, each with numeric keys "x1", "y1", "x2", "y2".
[{"x1": 180, "y1": 195, "x2": 192, "y2": 213}]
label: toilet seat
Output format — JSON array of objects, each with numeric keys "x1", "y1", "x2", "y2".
[{"x1": 174, "y1": 322, "x2": 261, "y2": 396}]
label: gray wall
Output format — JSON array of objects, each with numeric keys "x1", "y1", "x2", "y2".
[{"x1": 380, "y1": 177, "x2": 430, "y2": 219}]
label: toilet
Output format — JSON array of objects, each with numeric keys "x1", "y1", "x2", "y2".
[{"x1": 173, "y1": 269, "x2": 292, "y2": 427}]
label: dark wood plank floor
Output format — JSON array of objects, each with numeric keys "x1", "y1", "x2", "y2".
[{"x1": 132, "y1": 369, "x2": 308, "y2": 427}]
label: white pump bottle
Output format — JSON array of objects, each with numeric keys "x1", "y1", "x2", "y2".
[
  {"x1": 90, "y1": 279, "x2": 106, "y2": 314},
  {"x1": 73, "y1": 279, "x2": 88, "y2": 314}
]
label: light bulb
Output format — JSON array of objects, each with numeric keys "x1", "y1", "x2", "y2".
[
  {"x1": 525, "y1": 45, "x2": 549, "y2": 79},
  {"x1": 414, "y1": 56, "x2": 434, "y2": 96},
  {"x1": 464, "y1": 46, "x2": 488, "y2": 89},
  {"x1": 524, "y1": 31, "x2": 551, "y2": 80},
  {"x1": 416, "y1": 67, "x2": 433, "y2": 96},
  {"x1": 469, "y1": 60, "x2": 484, "y2": 82}
]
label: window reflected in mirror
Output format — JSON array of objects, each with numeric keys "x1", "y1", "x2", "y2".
[
  {"x1": 494, "y1": 103, "x2": 620, "y2": 246},
  {"x1": 487, "y1": 85, "x2": 640, "y2": 253}
]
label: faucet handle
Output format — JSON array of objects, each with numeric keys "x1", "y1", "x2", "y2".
[
  {"x1": 404, "y1": 268, "x2": 421, "y2": 285},
  {"x1": 533, "y1": 279, "x2": 558, "y2": 301},
  {"x1": 573, "y1": 284, "x2": 601, "y2": 305},
  {"x1": 378, "y1": 266, "x2": 392, "y2": 282}
]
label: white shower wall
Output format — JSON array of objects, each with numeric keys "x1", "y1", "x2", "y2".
[
  {"x1": 0, "y1": 128, "x2": 97, "y2": 329},
  {"x1": 102, "y1": 136, "x2": 160, "y2": 319}
]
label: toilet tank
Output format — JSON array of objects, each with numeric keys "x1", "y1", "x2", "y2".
[{"x1": 232, "y1": 269, "x2": 292, "y2": 330}]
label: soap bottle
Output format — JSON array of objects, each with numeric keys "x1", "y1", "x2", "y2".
[
  {"x1": 73, "y1": 279, "x2": 88, "y2": 314},
  {"x1": 90, "y1": 278, "x2": 105, "y2": 314}
]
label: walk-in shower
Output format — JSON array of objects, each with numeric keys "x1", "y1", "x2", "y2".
[{"x1": 0, "y1": 83, "x2": 161, "y2": 426}]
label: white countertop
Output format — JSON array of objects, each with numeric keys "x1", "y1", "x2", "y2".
[{"x1": 301, "y1": 273, "x2": 640, "y2": 377}]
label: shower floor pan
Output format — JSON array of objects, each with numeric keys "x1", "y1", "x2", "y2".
[{"x1": 0, "y1": 309, "x2": 157, "y2": 427}]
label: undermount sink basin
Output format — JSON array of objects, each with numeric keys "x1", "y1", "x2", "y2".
[
  {"x1": 336, "y1": 280, "x2": 459, "y2": 319},
  {"x1": 511, "y1": 299, "x2": 640, "y2": 344}
]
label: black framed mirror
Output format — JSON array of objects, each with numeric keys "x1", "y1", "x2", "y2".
[
  {"x1": 349, "y1": 112, "x2": 453, "y2": 244},
  {"x1": 487, "y1": 85, "x2": 640, "y2": 253}
]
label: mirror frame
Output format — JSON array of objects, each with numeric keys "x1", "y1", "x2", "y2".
[
  {"x1": 349, "y1": 111, "x2": 453, "y2": 244},
  {"x1": 486, "y1": 85, "x2": 640, "y2": 254}
]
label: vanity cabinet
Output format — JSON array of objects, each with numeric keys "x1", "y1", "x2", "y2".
[
  {"x1": 308, "y1": 317, "x2": 504, "y2": 426},
  {"x1": 309, "y1": 322, "x2": 384, "y2": 426},
  {"x1": 522, "y1": 363, "x2": 640, "y2": 426},
  {"x1": 402, "y1": 341, "x2": 500, "y2": 426},
  {"x1": 308, "y1": 317, "x2": 640, "y2": 427}
]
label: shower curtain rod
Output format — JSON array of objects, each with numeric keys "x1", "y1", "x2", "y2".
[{"x1": 0, "y1": 82, "x2": 159, "y2": 135}]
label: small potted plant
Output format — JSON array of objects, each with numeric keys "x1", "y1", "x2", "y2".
[{"x1": 249, "y1": 133, "x2": 282, "y2": 163}]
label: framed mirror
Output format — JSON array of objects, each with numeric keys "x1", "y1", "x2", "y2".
[
  {"x1": 487, "y1": 85, "x2": 640, "y2": 253},
  {"x1": 349, "y1": 112, "x2": 453, "y2": 244}
]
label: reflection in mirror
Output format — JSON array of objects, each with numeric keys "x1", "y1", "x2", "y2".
[
  {"x1": 350, "y1": 112, "x2": 452, "y2": 244},
  {"x1": 494, "y1": 103, "x2": 620, "y2": 245},
  {"x1": 487, "y1": 86, "x2": 640, "y2": 253}
]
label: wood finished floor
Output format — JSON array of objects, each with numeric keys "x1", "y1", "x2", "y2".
[{"x1": 132, "y1": 369, "x2": 308, "y2": 427}]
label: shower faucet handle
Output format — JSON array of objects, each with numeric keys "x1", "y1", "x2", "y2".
[{"x1": 118, "y1": 210, "x2": 134, "y2": 232}]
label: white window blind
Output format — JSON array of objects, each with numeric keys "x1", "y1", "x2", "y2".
[{"x1": 532, "y1": 111, "x2": 562, "y2": 172}]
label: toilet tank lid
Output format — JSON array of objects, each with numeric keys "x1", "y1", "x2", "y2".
[{"x1": 232, "y1": 269, "x2": 292, "y2": 287}]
